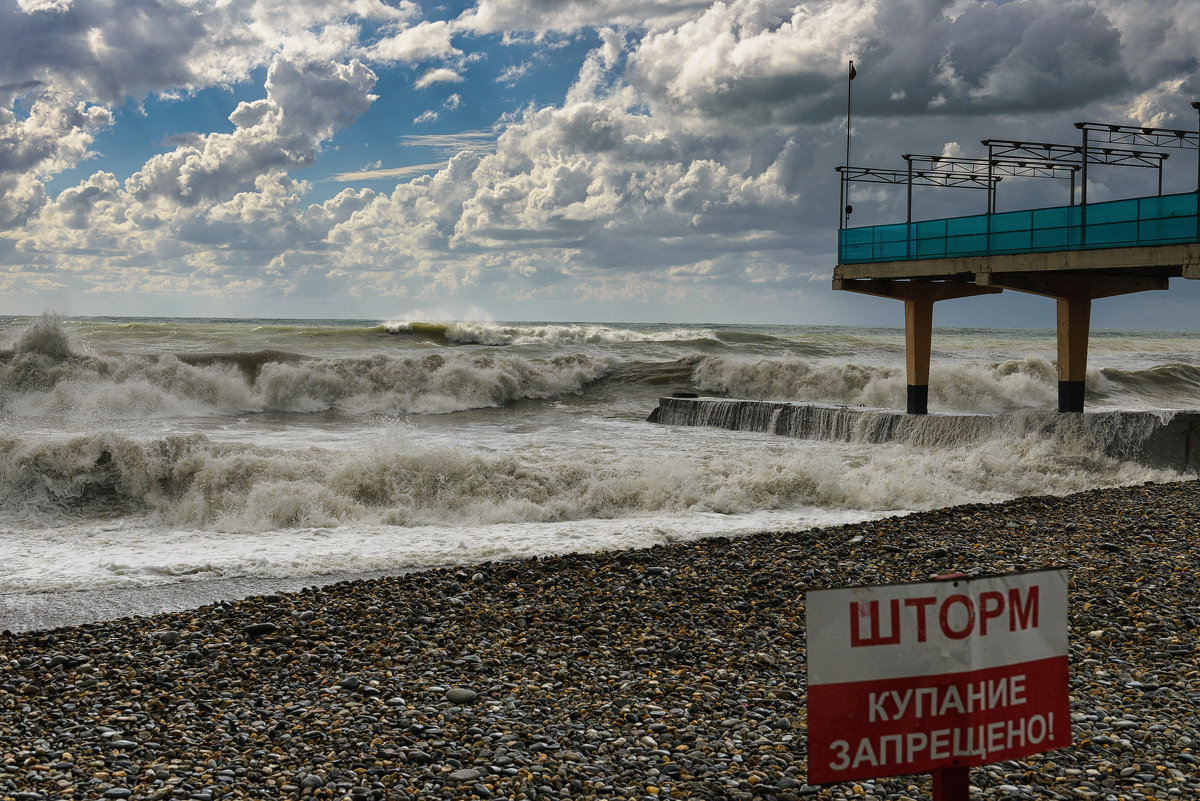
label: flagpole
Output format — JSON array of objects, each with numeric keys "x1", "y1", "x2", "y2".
[{"x1": 843, "y1": 60, "x2": 856, "y2": 229}]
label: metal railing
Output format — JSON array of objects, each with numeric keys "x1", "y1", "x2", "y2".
[{"x1": 839, "y1": 191, "x2": 1199, "y2": 264}]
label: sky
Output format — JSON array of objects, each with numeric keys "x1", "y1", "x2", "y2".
[{"x1": 2, "y1": 0, "x2": 1200, "y2": 328}]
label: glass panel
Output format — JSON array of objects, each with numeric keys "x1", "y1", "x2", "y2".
[
  {"x1": 874, "y1": 223, "x2": 909, "y2": 261},
  {"x1": 988, "y1": 210, "x2": 1031, "y2": 233},
  {"x1": 1085, "y1": 198, "x2": 1138, "y2": 225},
  {"x1": 989, "y1": 231, "x2": 1032, "y2": 253},
  {"x1": 1030, "y1": 205, "x2": 1071, "y2": 252},
  {"x1": 943, "y1": 214, "x2": 988, "y2": 235},
  {"x1": 1084, "y1": 220, "x2": 1138, "y2": 247},
  {"x1": 1141, "y1": 216, "x2": 1195, "y2": 243},
  {"x1": 944, "y1": 234, "x2": 987, "y2": 255},
  {"x1": 1031, "y1": 227, "x2": 1070, "y2": 251}
]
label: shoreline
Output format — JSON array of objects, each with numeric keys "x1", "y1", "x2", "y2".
[
  {"x1": 0, "y1": 569, "x2": 417, "y2": 636},
  {"x1": 2, "y1": 480, "x2": 1198, "y2": 800}
]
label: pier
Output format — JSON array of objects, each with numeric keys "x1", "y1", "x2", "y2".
[{"x1": 834, "y1": 109, "x2": 1200, "y2": 414}]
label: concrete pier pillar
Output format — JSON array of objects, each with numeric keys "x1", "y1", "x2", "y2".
[
  {"x1": 1056, "y1": 295, "x2": 1091, "y2": 413},
  {"x1": 905, "y1": 298, "x2": 933, "y2": 415},
  {"x1": 977, "y1": 273, "x2": 1168, "y2": 413},
  {"x1": 833, "y1": 277, "x2": 1002, "y2": 415}
]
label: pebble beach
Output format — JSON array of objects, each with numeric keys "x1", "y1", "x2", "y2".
[{"x1": 2, "y1": 480, "x2": 1199, "y2": 801}]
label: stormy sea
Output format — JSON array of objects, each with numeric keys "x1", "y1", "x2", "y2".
[{"x1": 1, "y1": 314, "x2": 1196, "y2": 629}]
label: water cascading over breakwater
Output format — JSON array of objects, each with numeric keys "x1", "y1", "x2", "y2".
[{"x1": 651, "y1": 397, "x2": 1200, "y2": 472}]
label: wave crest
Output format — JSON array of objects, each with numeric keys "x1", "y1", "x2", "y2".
[
  {"x1": 0, "y1": 423, "x2": 1179, "y2": 537},
  {"x1": 14, "y1": 313, "x2": 75, "y2": 361},
  {"x1": 384, "y1": 320, "x2": 719, "y2": 346},
  {"x1": 254, "y1": 351, "x2": 612, "y2": 414},
  {"x1": 692, "y1": 355, "x2": 1068, "y2": 413},
  {"x1": 2, "y1": 324, "x2": 614, "y2": 419}
]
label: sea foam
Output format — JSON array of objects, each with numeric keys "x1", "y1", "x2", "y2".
[
  {"x1": 689, "y1": 354, "x2": 1185, "y2": 413},
  {"x1": 0, "y1": 417, "x2": 1179, "y2": 535},
  {"x1": 385, "y1": 320, "x2": 718, "y2": 346},
  {"x1": 1, "y1": 347, "x2": 614, "y2": 420}
]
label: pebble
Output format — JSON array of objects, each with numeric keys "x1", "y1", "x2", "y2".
[
  {"x1": 1, "y1": 480, "x2": 1198, "y2": 800},
  {"x1": 242, "y1": 621, "x2": 277, "y2": 638},
  {"x1": 445, "y1": 687, "x2": 478, "y2": 704}
]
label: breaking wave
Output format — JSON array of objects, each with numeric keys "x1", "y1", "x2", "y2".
[
  {"x1": 383, "y1": 320, "x2": 720, "y2": 346},
  {"x1": 691, "y1": 355, "x2": 1200, "y2": 413},
  {"x1": 0, "y1": 322, "x2": 614, "y2": 419},
  {"x1": 0, "y1": 425, "x2": 1176, "y2": 536},
  {"x1": 4, "y1": 317, "x2": 1199, "y2": 419}
]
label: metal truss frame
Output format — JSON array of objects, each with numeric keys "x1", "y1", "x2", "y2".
[{"x1": 837, "y1": 104, "x2": 1200, "y2": 230}]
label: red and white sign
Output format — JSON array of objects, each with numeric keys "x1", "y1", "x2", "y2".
[{"x1": 806, "y1": 568, "x2": 1070, "y2": 784}]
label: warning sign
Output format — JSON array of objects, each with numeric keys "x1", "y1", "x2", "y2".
[{"x1": 806, "y1": 568, "x2": 1070, "y2": 784}]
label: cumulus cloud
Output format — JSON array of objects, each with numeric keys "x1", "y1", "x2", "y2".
[
  {"x1": 313, "y1": 0, "x2": 1200, "y2": 308},
  {"x1": 415, "y1": 68, "x2": 464, "y2": 89},
  {"x1": 3, "y1": 0, "x2": 1200, "y2": 318},
  {"x1": 0, "y1": 0, "x2": 466, "y2": 242},
  {"x1": 118, "y1": 57, "x2": 376, "y2": 209},
  {"x1": 320, "y1": 39, "x2": 810, "y2": 300},
  {"x1": 17, "y1": 0, "x2": 72, "y2": 12},
  {"x1": 497, "y1": 61, "x2": 533, "y2": 85},
  {"x1": 0, "y1": 94, "x2": 112, "y2": 227},
  {"x1": 367, "y1": 19, "x2": 460, "y2": 63},
  {"x1": 0, "y1": 0, "x2": 402, "y2": 105},
  {"x1": 457, "y1": 0, "x2": 714, "y2": 35},
  {"x1": 14, "y1": 55, "x2": 378, "y2": 297},
  {"x1": 620, "y1": 0, "x2": 1196, "y2": 128}
]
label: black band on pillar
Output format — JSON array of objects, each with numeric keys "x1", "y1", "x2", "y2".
[
  {"x1": 1057, "y1": 381, "x2": 1085, "y2": 413},
  {"x1": 907, "y1": 384, "x2": 929, "y2": 415}
]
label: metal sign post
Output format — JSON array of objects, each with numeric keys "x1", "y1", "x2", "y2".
[{"x1": 806, "y1": 568, "x2": 1071, "y2": 797}]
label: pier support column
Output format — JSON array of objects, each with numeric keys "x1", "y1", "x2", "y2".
[
  {"x1": 905, "y1": 298, "x2": 933, "y2": 415},
  {"x1": 978, "y1": 273, "x2": 1169, "y2": 413},
  {"x1": 1056, "y1": 295, "x2": 1090, "y2": 413},
  {"x1": 834, "y1": 278, "x2": 1003, "y2": 415}
]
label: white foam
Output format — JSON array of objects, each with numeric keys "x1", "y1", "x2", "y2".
[
  {"x1": 385, "y1": 320, "x2": 719, "y2": 346},
  {"x1": 0, "y1": 415, "x2": 1182, "y2": 595},
  {"x1": 3, "y1": 316, "x2": 1197, "y2": 601},
  {"x1": 2, "y1": 348, "x2": 615, "y2": 421},
  {"x1": 692, "y1": 355, "x2": 1109, "y2": 413},
  {"x1": 0, "y1": 507, "x2": 893, "y2": 594}
]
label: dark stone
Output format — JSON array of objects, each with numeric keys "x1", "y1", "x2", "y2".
[{"x1": 243, "y1": 622, "x2": 277, "y2": 639}]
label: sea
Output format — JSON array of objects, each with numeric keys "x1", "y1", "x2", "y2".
[{"x1": 2, "y1": 314, "x2": 1198, "y2": 630}]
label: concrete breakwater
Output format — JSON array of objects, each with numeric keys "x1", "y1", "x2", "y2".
[{"x1": 649, "y1": 397, "x2": 1200, "y2": 473}]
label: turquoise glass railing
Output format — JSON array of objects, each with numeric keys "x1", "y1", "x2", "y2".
[{"x1": 838, "y1": 191, "x2": 1199, "y2": 264}]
